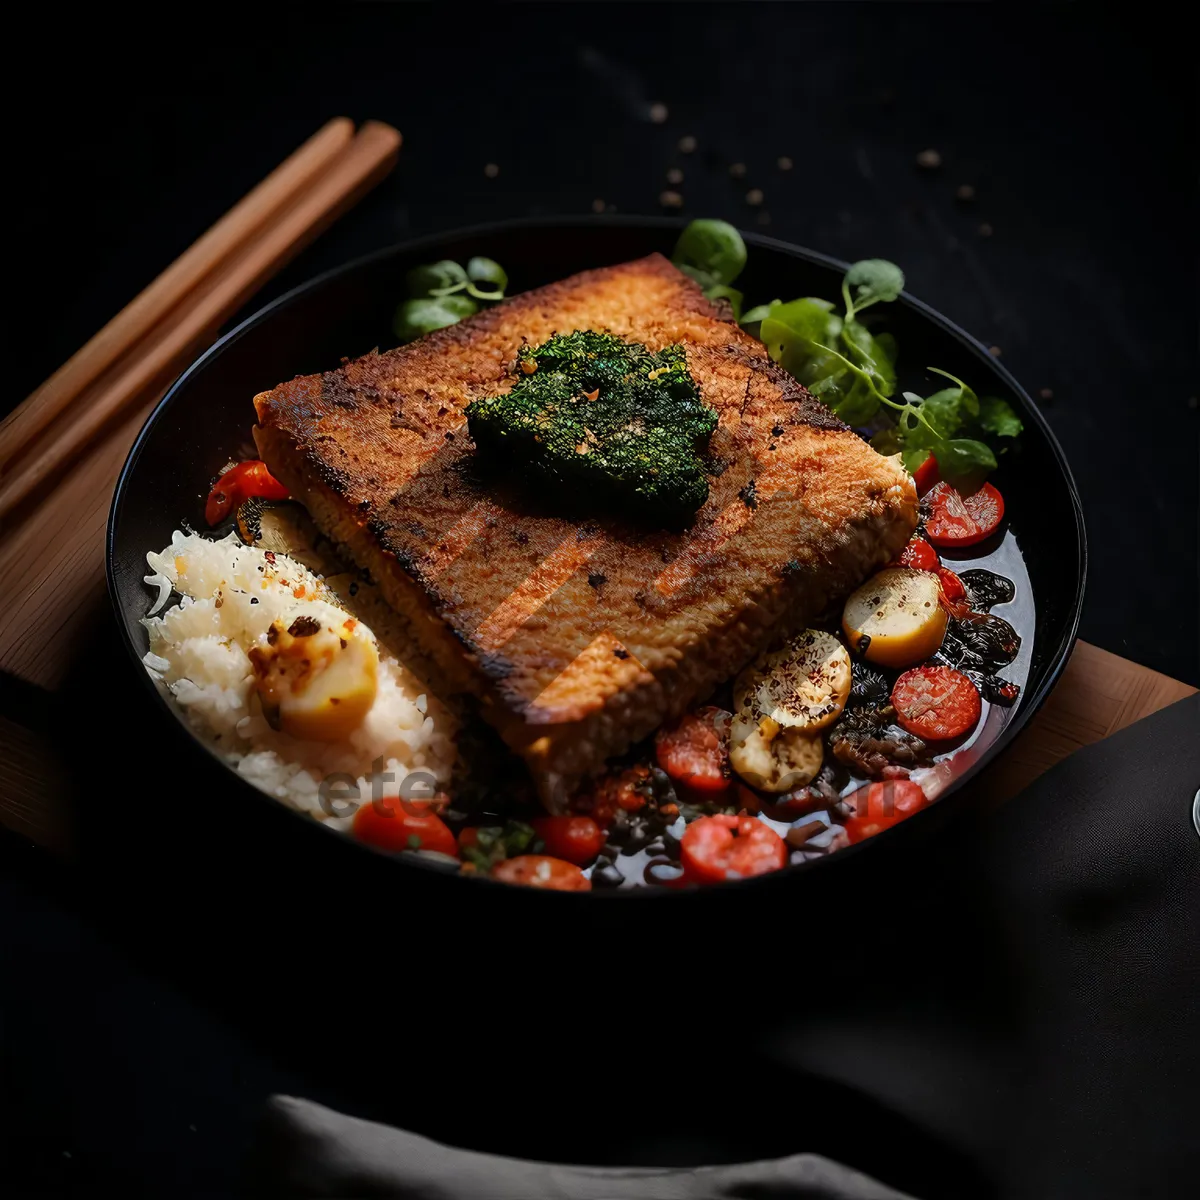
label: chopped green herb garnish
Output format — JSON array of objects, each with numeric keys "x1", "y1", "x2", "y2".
[
  {"x1": 459, "y1": 820, "x2": 539, "y2": 872},
  {"x1": 467, "y1": 331, "x2": 717, "y2": 521}
]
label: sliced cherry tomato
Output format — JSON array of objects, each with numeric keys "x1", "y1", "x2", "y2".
[
  {"x1": 924, "y1": 481, "x2": 1005, "y2": 549},
  {"x1": 891, "y1": 665, "x2": 982, "y2": 741},
  {"x1": 205, "y1": 460, "x2": 290, "y2": 526},
  {"x1": 352, "y1": 799, "x2": 458, "y2": 857},
  {"x1": 895, "y1": 535, "x2": 940, "y2": 572},
  {"x1": 492, "y1": 855, "x2": 591, "y2": 891},
  {"x1": 912, "y1": 454, "x2": 941, "y2": 497},
  {"x1": 531, "y1": 816, "x2": 606, "y2": 866},
  {"x1": 680, "y1": 814, "x2": 787, "y2": 884},
  {"x1": 842, "y1": 780, "x2": 930, "y2": 843},
  {"x1": 936, "y1": 567, "x2": 972, "y2": 618},
  {"x1": 655, "y1": 706, "x2": 733, "y2": 796}
]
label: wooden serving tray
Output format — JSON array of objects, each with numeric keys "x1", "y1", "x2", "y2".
[{"x1": 0, "y1": 397, "x2": 1193, "y2": 856}]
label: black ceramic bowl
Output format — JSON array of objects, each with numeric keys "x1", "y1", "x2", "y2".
[{"x1": 107, "y1": 216, "x2": 1085, "y2": 911}]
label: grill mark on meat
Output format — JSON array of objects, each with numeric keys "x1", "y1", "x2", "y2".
[
  {"x1": 474, "y1": 534, "x2": 606, "y2": 653},
  {"x1": 418, "y1": 501, "x2": 498, "y2": 582}
]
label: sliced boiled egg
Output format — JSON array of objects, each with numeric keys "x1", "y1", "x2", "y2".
[
  {"x1": 729, "y1": 713, "x2": 824, "y2": 793},
  {"x1": 734, "y1": 628, "x2": 852, "y2": 734},
  {"x1": 249, "y1": 610, "x2": 379, "y2": 742},
  {"x1": 842, "y1": 566, "x2": 947, "y2": 669}
]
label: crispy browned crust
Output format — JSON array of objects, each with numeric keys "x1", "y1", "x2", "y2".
[{"x1": 254, "y1": 253, "x2": 917, "y2": 807}]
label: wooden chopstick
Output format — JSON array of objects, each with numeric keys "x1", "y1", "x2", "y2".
[
  {"x1": 0, "y1": 117, "x2": 354, "y2": 474},
  {"x1": 0, "y1": 121, "x2": 401, "y2": 523}
]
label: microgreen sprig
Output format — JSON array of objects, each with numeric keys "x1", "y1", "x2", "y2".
[{"x1": 394, "y1": 255, "x2": 510, "y2": 343}]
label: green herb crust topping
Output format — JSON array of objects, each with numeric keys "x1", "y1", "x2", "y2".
[{"x1": 465, "y1": 331, "x2": 717, "y2": 521}]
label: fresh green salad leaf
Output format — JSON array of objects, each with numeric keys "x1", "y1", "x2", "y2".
[
  {"x1": 739, "y1": 300, "x2": 778, "y2": 330},
  {"x1": 760, "y1": 297, "x2": 842, "y2": 348},
  {"x1": 672, "y1": 219, "x2": 748, "y2": 290},
  {"x1": 978, "y1": 394, "x2": 1024, "y2": 439},
  {"x1": 393, "y1": 294, "x2": 478, "y2": 341},
  {"x1": 395, "y1": 255, "x2": 509, "y2": 343},
  {"x1": 875, "y1": 369, "x2": 1011, "y2": 487},
  {"x1": 757, "y1": 278, "x2": 900, "y2": 423},
  {"x1": 704, "y1": 248, "x2": 1019, "y2": 485},
  {"x1": 843, "y1": 259, "x2": 905, "y2": 315},
  {"x1": 841, "y1": 317, "x2": 898, "y2": 396},
  {"x1": 936, "y1": 438, "x2": 997, "y2": 485},
  {"x1": 465, "y1": 256, "x2": 508, "y2": 300},
  {"x1": 407, "y1": 259, "x2": 468, "y2": 298},
  {"x1": 704, "y1": 284, "x2": 744, "y2": 321}
]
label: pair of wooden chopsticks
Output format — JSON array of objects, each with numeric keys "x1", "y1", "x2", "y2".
[{"x1": 0, "y1": 118, "x2": 401, "y2": 523}]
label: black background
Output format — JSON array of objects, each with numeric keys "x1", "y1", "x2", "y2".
[
  {"x1": 5, "y1": 2, "x2": 1198, "y2": 680},
  {"x1": 1, "y1": 6, "x2": 1198, "y2": 1199}
]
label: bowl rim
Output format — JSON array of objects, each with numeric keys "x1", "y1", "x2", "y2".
[{"x1": 106, "y1": 213, "x2": 1088, "y2": 900}]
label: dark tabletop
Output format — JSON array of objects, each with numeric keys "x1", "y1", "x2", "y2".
[{"x1": 7, "y1": 4, "x2": 1198, "y2": 683}]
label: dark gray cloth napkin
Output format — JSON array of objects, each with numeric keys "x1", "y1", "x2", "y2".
[
  {"x1": 253, "y1": 696, "x2": 1199, "y2": 1200},
  {"x1": 256, "y1": 1095, "x2": 917, "y2": 1199}
]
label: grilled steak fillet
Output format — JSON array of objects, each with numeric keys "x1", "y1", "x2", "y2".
[{"x1": 254, "y1": 253, "x2": 917, "y2": 809}]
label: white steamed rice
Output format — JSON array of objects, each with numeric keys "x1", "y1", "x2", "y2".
[{"x1": 141, "y1": 530, "x2": 455, "y2": 832}]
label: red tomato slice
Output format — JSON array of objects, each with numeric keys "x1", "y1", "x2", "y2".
[
  {"x1": 842, "y1": 780, "x2": 929, "y2": 843},
  {"x1": 352, "y1": 799, "x2": 458, "y2": 857},
  {"x1": 491, "y1": 855, "x2": 591, "y2": 891},
  {"x1": 531, "y1": 816, "x2": 606, "y2": 866},
  {"x1": 680, "y1": 814, "x2": 787, "y2": 884},
  {"x1": 936, "y1": 567, "x2": 972, "y2": 618},
  {"x1": 895, "y1": 536, "x2": 940, "y2": 572},
  {"x1": 891, "y1": 665, "x2": 982, "y2": 741},
  {"x1": 924, "y1": 481, "x2": 1005, "y2": 549},
  {"x1": 205, "y1": 460, "x2": 290, "y2": 526},
  {"x1": 912, "y1": 454, "x2": 941, "y2": 497},
  {"x1": 655, "y1": 706, "x2": 732, "y2": 795}
]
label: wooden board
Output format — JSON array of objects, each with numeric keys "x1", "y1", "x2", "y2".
[
  {"x1": 0, "y1": 390, "x2": 164, "y2": 691},
  {"x1": 969, "y1": 641, "x2": 1195, "y2": 808}
]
